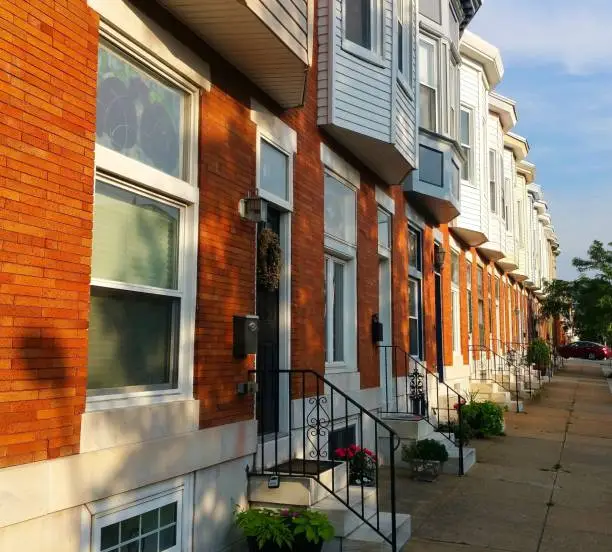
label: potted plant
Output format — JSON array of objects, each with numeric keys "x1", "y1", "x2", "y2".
[
  {"x1": 527, "y1": 338, "x2": 551, "y2": 373},
  {"x1": 234, "y1": 507, "x2": 334, "y2": 552},
  {"x1": 334, "y1": 444, "x2": 377, "y2": 486},
  {"x1": 402, "y1": 439, "x2": 449, "y2": 482}
]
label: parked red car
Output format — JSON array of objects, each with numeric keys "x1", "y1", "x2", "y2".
[{"x1": 558, "y1": 341, "x2": 612, "y2": 360}]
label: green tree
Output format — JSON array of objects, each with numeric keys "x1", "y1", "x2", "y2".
[{"x1": 541, "y1": 241, "x2": 612, "y2": 344}]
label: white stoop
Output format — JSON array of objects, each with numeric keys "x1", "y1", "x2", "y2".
[
  {"x1": 470, "y1": 381, "x2": 522, "y2": 411},
  {"x1": 382, "y1": 416, "x2": 477, "y2": 475},
  {"x1": 248, "y1": 463, "x2": 412, "y2": 552}
]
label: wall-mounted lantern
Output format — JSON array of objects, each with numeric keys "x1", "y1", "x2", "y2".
[
  {"x1": 239, "y1": 194, "x2": 268, "y2": 223},
  {"x1": 433, "y1": 246, "x2": 446, "y2": 272}
]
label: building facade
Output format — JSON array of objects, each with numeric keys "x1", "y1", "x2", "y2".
[{"x1": 0, "y1": 0, "x2": 560, "y2": 550}]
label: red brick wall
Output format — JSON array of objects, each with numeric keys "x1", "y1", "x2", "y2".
[
  {"x1": 441, "y1": 226, "x2": 453, "y2": 366},
  {"x1": 459, "y1": 250, "x2": 469, "y2": 365},
  {"x1": 422, "y1": 226, "x2": 436, "y2": 369},
  {"x1": 0, "y1": 0, "x2": 98, "y2": 467},
  {"x1": 392, "y1": 188, "x2": 409, "y2": 355}
]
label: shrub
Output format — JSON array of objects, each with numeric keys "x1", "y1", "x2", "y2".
[
  {"x1": 460, "y1": 400, "x2": 504, "y2": 438},
  {"x1": 438, "y1": 419, "x2": 473, "y2": 445},
  {"x1": 527, "y1": 338, "x2": 551, "y2": 371},
  {"x1": 402, "y1": 439, "x2": 449, "y2": 464}
]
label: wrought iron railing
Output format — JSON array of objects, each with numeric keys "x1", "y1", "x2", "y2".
[
  {"x1": 248, "y1": 369, "x2": 401, "y2": 552},
  {"x1": 378, "y1": 346, "x2": 466, "y2": 475},
  {"x1": 469, "y1": 344, "x2": 541, "y2": 413}
]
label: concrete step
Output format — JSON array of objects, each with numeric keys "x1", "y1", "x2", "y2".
[
  {"x1": 248, "y1": 462, "x2": 348, "y2": 506},
  {"x1": 342, "y1": 512, "x2": 412, "y2": 552},
  {"x1": 428, "y1": 432, "x2": 477, "y2": 475},
  {"x1": 382, "y1": 416, "x2": 435, "y2": 441},
  {"x1": 313, "y1": 486, "x2": 377, "y2": 537}
]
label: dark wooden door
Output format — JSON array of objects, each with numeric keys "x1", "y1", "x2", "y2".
[{"x1": 256, "y1": 208, "x2": 281, "y2": 436}]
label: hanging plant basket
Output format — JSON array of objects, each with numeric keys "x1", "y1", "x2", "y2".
[{"x1": 257, "y1": 228, "x2": 282, "y2": 291}]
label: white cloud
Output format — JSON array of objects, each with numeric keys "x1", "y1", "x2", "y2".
[{"x1": 470, "y1": 1, "x2": 612, "y2": 75}]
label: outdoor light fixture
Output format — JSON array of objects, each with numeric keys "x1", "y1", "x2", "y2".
[
  {"x1": 433, "y1": 246, "x2": 446, "y2": 272},
  {"x1": 239, "y1": 194, "x2": 268, "y2": 223}
]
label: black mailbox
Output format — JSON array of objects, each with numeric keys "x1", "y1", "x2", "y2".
[
  {"x1": 233, "y1": 315, "x2": 259, "y2": 358},
  {"x1": 372, "y1": 313, "x2": 384, "y2": 345}
]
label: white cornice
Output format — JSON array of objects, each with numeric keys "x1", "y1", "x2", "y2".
[
  {"x1": 517, "y1": 160, "x2": 536, "y2": 183},
  {"x1": 504, "y1": 132, "x2": 529, "y2": 161},
  {"x1": 489, "y1": 92, "x2": 518, "y2": 132},
  {"x1": 460, "y1": 31, "x2": 504, "y2": 88}
]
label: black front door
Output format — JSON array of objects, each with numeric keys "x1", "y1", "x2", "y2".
[
  {"x1": 256, "y1": 207, "x2": 281, "y2": 436},
  {"x1": 434, "y1": 245, "x2": 444, "y2": 381}
]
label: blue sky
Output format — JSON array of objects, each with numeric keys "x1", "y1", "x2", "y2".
[{"x1": 470, "y1": 0, "x2": 610, "y2": 280}]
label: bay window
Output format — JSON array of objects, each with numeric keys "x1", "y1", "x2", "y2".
[
  {"x1": 419, "y1": 39, "x2": 437, "y2": 131},
  {"x1": 397, "y1": 0, "x2": 413, "y2": 87},
  {"x1": 89, "y1": 33, "x2": 199, "y2": 408}
]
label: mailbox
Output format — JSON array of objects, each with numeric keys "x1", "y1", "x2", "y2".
[
  {"x1": 372, "y1": 313, "x2": 384, "y2": 345},
  {"x1": 233, "y1": 315, "x2": 259, "y2": 357}
]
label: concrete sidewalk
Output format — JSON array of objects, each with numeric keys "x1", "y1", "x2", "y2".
[{"x1": 398, "y1": 360, "x2": 612, "y2": 552}]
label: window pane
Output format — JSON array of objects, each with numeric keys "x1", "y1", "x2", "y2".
[
  {"x1": 452, "y1": 289, "x2": 460, "y2": 351},
  {"x1": 345, "y1": 0, "x2": 371, "y2": 49},
  {"x1": 88, "y1": 288, "x2": 178, "y2": 391},
  {"x1": 120, "y1": 543, "x2": 139, "y2": 552},
  {"x1": 419, "y1": 42, "x2": 435, "y2": 87},
  {"x1": 160, "y1": 503, "x2": 177, "y2": 526},
  {"x1": 378, "y1": 209, "x2": 391, "y2": 249},
  {"x1": 409, "y1": 228, "x2": 421, "y2": 270},
  {"x1": 141, "y1": 510, "x2": 159, "y2": 534},
  {"x1": 419, "y1": 0, "x2": 441, "y2": 23},
  {"x1": 92, "y1": 182, "x2": 180, "y2": 290},
  {"x1": 141, "y1": 534, "x2": 158, "y2": 552},
  {"x1": 451, "y1": 252, "x2": 459, "y2": 285},
  {"x1": 97, "y1": 45, "x2": 184, "y2": 178},
  {"x1": 490, "y1": 180, "x2": 496, "y2": 212},
  {"x1": 419, "y1": 145, "x2": 443, "y2": 187},
  {"x1": 409, "y1": 278, "x2": 421, "y2": 357},
  {"x1": 419, "y1": 85, "x2": 436, "y2": 131},
  {"x1": 460, "y1": 110, "x2": 470, "y2": 145},
  {"x1": 260, "y1": 140, "x2": 289, "y2": 201},
  {"x1": 101, "y1": 523, "x2": 120, "y2": 551},
  {"x1": 397, "y1": 0, "x2": 404, "y2": 73},
  {"x1": 325, "y1": 175, "x2": 356, "y2": 245},
  {"x1": 333, "y1": 262, "x2": 345, "y2": 362},
  {"x1": 467, "y1": 290, "x2": 473, "y2": 332},
  {"x1": 159, "y1": 526, "x2": 177, "y2": 551},
  {"x1": 120, "y1": 516, "x2": 140, "y2": 542},
  {"x1": 324, "y1": 258, "x2": 329, "y2": 361},
  {"x1": 409, "y1": 318, "x2": 419, "y2": 357},
  {"x1": 466, "y1": 262, "x2": 472, "y2": 288},
  {"x1": 461, "y1": 146, "x2": 470, "y2": 180}
]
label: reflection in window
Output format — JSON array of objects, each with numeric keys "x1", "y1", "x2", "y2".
[
  {"x1": 419, "y1": 145, "x2": 443, "y2": 187},
  {"x1": 419, "y1": 40, "x2": 437, "y2": 131},
  {"x1": 324, "y1": 174, "x2": 357, "y2": 245},
  {"x1": 260, "y1": 140, "x2": 289, "y2": 201},
  {"x1": 97, "y1": 45, "x2": 184, "y2": 178},
  {"x1": 345, "y1": 0, "x2": 372, "y2": 50},
  {"x1": 378, "y1": 209, "x2": 391, "y2": 249}
]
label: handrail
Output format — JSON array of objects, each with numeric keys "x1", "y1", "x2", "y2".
[
  {"x1": 248, "y1": 369, "x2": 400, "y2": 552},
  {"x1": 378, "y1": 345, "x2": 466, "y2": 476}
]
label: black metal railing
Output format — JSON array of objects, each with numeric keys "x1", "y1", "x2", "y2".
[
  {"x1": 248, "y1": 369, "x2": 401, "y2": 552},
  {"x1": 378, "y1": 346, "x2": 466, "y2": 475},
  {"x1": 470, "y1": 344, "x2": 540, "y2": 413}
]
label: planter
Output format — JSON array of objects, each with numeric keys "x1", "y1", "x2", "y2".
[
  {"x1": 246, "y1": 536, "x2": 324, "y2": 552},
  {"x1": 408, "y1": 459, "x2": 442, "y2": 482}
]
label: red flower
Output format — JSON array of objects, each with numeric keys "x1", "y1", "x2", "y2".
[
  {"x1": 364, "y1": 448, "x2": 374, "y2": 457},
  {"x1": 335, "y1": 448, "x2": 346, "y2": 458}
]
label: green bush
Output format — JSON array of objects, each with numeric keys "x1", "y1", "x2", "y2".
[
  {"x1": 460, "y1": 401, "x2": 504, "y2": 438},
  {"x1": 438, "y1": 419, "x2": 473, "y2": 445},
  {"x1": 527, "y1": 338, "x2": 551, "y2": 371},
  {"x1": 402, "y1": 439, "x2": 449, "y2": 464}
]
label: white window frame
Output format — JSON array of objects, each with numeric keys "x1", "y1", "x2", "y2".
[
  {"x1": 449, "y1": 57, "x2": 458, "y2": 140},
  {"x1": 377, "y1": 207, "x2": 392, "y2": 259},
  {"x1": 397, "y1": 0, "x2": 414, "y2": 94},
  {"x1": 87, "y1": 475, "x2": 194, "y2": 552},
  {"x1": 489, "y1": 149, "x2": 497, "y2": 214},
  {"x1": 88, "y1": 23, "x2": 203, "y2": 412},
  {"x1": 342, "y1": 0, "x2": 383, "y2": 65},
  {"x1": 419, "y1": 36, "x2": 438, "y2": 132},
  {"x1": 450, "y1": 250, "x2": 461, "y2": 354},
  {"x1": 408, "y1": 225, "x2": 424, "y2": 359},
  {"x1": 322, "y1": 148, "x2": 359, "y2": 373},
  {"x1": 252, "y1": 100, "x2": 297, "y2": 212},
  {"x1": 460, "y1": 106, "x2": 473, "y2": 184},
  {"x1": 466, "y1": 260, "x2": 473, "y2": 336}
]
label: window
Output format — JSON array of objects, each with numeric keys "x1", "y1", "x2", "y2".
[
  {"x1": 409, "y1": 278, "x2": 423, "y2": 357},
  {"x1": 408, "y1": 226, "x2": 422, "y2": 271},
  {"x1": 324, "y1": 169, "x2": 357, "y2": 370},
  {"x1": 260, "y1": 139, "x2": 289, "y2": 203},
  {"x1": 489, "y1": 149, "x2": 497, "y2": 213},
  {"x1": 91, "y1": 476, "x2": 192, "y2": 552},
  {"x1": 451, "y1": 251, "x2": 460, "y2": 353},
  {"x1": 378, "y1": 208, "x2": 391, "y2": 250},
  {"x1": 466, "y1": 261, "x2": 473, "y2": 335},
  {"x1": 419, "y1": 39, "x2": 437, "y2": 131},
  {"x1": 419, "y1": 145, "x2": 443, "y2": 187},
  {"x1": 325, "y1": 256, "x2": 346, "y2": 363},
  {"x1": 504, "y1": 178, "x2": 511, "y2": 231},
  {"x1": 517, "y1": 200, "x2": 524, "y2": 241},
  {"x1": 397, "y1": 0, "x2": 412, "y2": 86},
  {"x1": 408, "y1": 226, "x2": 423, "y2": 358},
  {"x1": 449, "y1": 59, "x2": 458, "y2": 139},
  {"x1": 460, "y1": 108, "x2": 473, "y2": 182},
  {"x1": 344, "y1": 0, "x2": 380, "y2": 59},
  {"x1": 477, "y1": 267, "x2": 485, "y2": 346},
  {"x1": 488, "y1": 274, "x2": 493, "y2": 342},
  {"x1": 89, "y1": 35, "x2": 199, "y2": 408}
]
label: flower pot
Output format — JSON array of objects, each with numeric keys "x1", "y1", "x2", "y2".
[
  {"x1": 408, "y1": 459, "x2": 441, "y2": 482},
  {"x1": 246, "y1": 536, "x2": 324, "y2": 552}
]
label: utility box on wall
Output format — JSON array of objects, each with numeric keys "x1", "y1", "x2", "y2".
[{"x1": 233, "y1": 315, "x2": 259, "y2": 358}]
